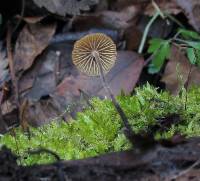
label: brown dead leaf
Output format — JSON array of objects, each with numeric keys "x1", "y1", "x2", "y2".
[
  {"x1": 20, "y1": 98, "x2": 61, "y2": 126},
  {"x1": 55, "y1": 51, "x2": 144, "y2": 99},
  {"x1": 112, "y1": 0, "x2": 145, "y2": 10},
  {"x1": 176, "y1": 0, "x2": 200, "y2": 32},
  {"x1": 18, "y1": 50, "x2": 61, "y2": 101},
  {"x1": 101, "y1": 5, "x2": 140, "y2": 30},
  {"x1": 145, "y1": 0, "x2": 181, "y2": 16},
  {"x1": 73, "y1": 6, "x2": 139, "y2": 31},
  {"x1": 33, "y1": 0, "x2": 99, "y2": 16},
  {"x1": 14, "y1": 23, "x2": 56, "y2": 73},
  {"x1": 161, "y1": 46, "x2": 200, "y2": 94}
]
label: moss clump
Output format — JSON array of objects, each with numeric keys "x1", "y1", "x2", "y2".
[{"x1": 1, "y1": 84, "x2": 200, "y2": 166}]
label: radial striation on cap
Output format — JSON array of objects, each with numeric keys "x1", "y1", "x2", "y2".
[{"x1": 72, "y1": 33, "x2": 117, "y2": 76}]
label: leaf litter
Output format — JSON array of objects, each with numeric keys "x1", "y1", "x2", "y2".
[
  {"x1": 0, "y1": 0, "x2": 200, "y2": 141},
  {"x1": 1, "y1": 0, "x2": 200, "y2": 179}
]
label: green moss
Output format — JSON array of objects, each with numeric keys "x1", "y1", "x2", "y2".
[{"x1": 1, "y1": 84, "x2": 200, "y2": 166}]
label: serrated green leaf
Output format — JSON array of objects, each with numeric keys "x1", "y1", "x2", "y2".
[
  {"x1": 187, "y1": 48, "x2": 196, "y2": 64},
  {"x1": 178, "y1": 28, "x2": 200, "y2": 40},
  {"x1": 186, "y1": 41, "x2": 200, "y2": 50},
  {"x1": 195, "y1": 49, "x2": 200, "y2": 66},
  {"x1": 148, "y1": 41, "x2": 171, "y2": 74},
  {"x1": 148, "y1": 38, "x2": 163, "y2": 53}
]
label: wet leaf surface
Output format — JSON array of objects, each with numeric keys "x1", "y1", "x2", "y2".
[
  {"x1": 72, "y1": 5, "x2": 139, "y2": 31},
  {"x1": 145, "y1": 0, "x2": 181, "y2": 16},
  {"x1": 14, "y1": 23, "x2": 56, "y2": 73},
  {"x1": 33, "y1": 0, "x2": 99, "y2": 16}
]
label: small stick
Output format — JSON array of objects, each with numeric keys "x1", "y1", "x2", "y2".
[
  {"x1": 12, "y1": 0, "x2": 25, "y2": 35},
  {"x1": 6, "y1": 23, "x2": 20, "y2": 108},
  {"x1": 28, "y1": 148, "x2": 65, "y2": 181}
]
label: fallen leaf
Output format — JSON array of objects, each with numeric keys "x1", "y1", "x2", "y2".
[
  {"x1": 145, "y1": 0, "x2": 181, "y2": 16},
  {"x1": 73, "y1": 5, "x2": 139, "y2": 31},
  {"x1": 161, "y1": 46, "x2": 200, "y2": 94},
  {"x1": 176, "y1": 0, "x2": 200, "y2": 32},
  {"x1": 101, "y1": 5, "x2": 140, "y2": 30},
  {"x1": 112, "y1": 0, "x2": 144, "y2": 10},
  {"x1": 20, "y1": 50, "x2": 60, "y2": 101},
  {"x1": 33, "y1": 0, "x2": 99, "y2": 16},
  {"x1": 14, "y1": 23, "x2": 56, "y2": 73},
  {"x1": 55, "y1": 51, "x2": 144, "y2": 98}
]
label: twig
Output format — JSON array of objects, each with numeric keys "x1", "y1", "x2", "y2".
[
  {"x1": 138, "y1": 11, "x2": 160, "y2": 54},
  {"x1": 164, "y1": 13, "x2": 185, "y2": 28},
  {"x1": 28, "y1": 148, "x2": 65, "y2": 181},
  {"x1": 12, "y1": 0, "x2": 25, "y2": 35},
  {"x1": 152, "y1": 0, "x2": 165, "y2": 19},
  {"x1": 28, "y1": 148, "x2": 61, "y2": 161},
  {"x1": 138, "y1": 0, "x2": 173, "y2": 54},
  {"x1": 173, "y1": 38, "x2": 191, "y2": 45},
  {"x1": 6, "y1": 23, "x2": 19, "y2": 107},
  {"x1": 144, "y1": 54, "x2": 154, "y2": 66}
]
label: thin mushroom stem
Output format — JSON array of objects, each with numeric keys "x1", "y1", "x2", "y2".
[{"x1": 92, "y1": 51, "x2": 133, "y2": 137}]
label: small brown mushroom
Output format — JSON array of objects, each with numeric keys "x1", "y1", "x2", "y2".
[
  {"x1": 72, "y1": 33, "x2": 133, "y2": 144},
  {"x1": 72, "y1": 33, "x2": 117, "y2": 76}
]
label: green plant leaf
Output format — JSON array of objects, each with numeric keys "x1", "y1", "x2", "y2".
[
  {"x1": 148, "y1": 38, "x2": 163, "y2": 53},
  {"x1": 178, "y1": 28, "x2": 200, "y2": 40},
  {"x1": 195, "y1": 49, "x2": 200, "y2": 66},
  {"x1": 186, "y1": 41, "x2": 200, "y2": 50},
  {"x1": 148, "y1": 40, "x2": 171, "y2": 74},
  {"x1": 187, "y1": 48, "x2": 196, "y2": 64}
]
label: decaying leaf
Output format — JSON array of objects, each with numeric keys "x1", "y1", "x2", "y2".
[
  {"x1": 33, "y1": 0, "x2": 99, "y2": 16},
  {"x1": 14, "y1": 23, "x2": 56, "y2": 73},
  {"x1": 101, "y1": 5, "x2": 139, "y2": 30},
  {"x1": 20, "y1": 50, "x2": 60, "y2": 101},
  {"x1": 176, "y1": 0, "x2": 200, "y2": 32},
  {"x1": 73, "y1": 5, "x2": 139, "y2": 31},
  {"x1": 161, "y1": 46, "x2": 200, "y2": 94},
  {"x1": 145, "y1": 0, "x2": 181, "y2": 16}
]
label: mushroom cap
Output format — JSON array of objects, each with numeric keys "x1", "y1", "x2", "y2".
[{"x1": 72, "y1": 33, "x2": 117, "y2": 76}]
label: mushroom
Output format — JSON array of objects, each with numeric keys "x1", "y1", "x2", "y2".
[
  {"x1": 72, "y1": 33, "x2": 133, "y2": 140},
  {"x1": 72, "y1": 33, "x2": 116, "y2": 76}
]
